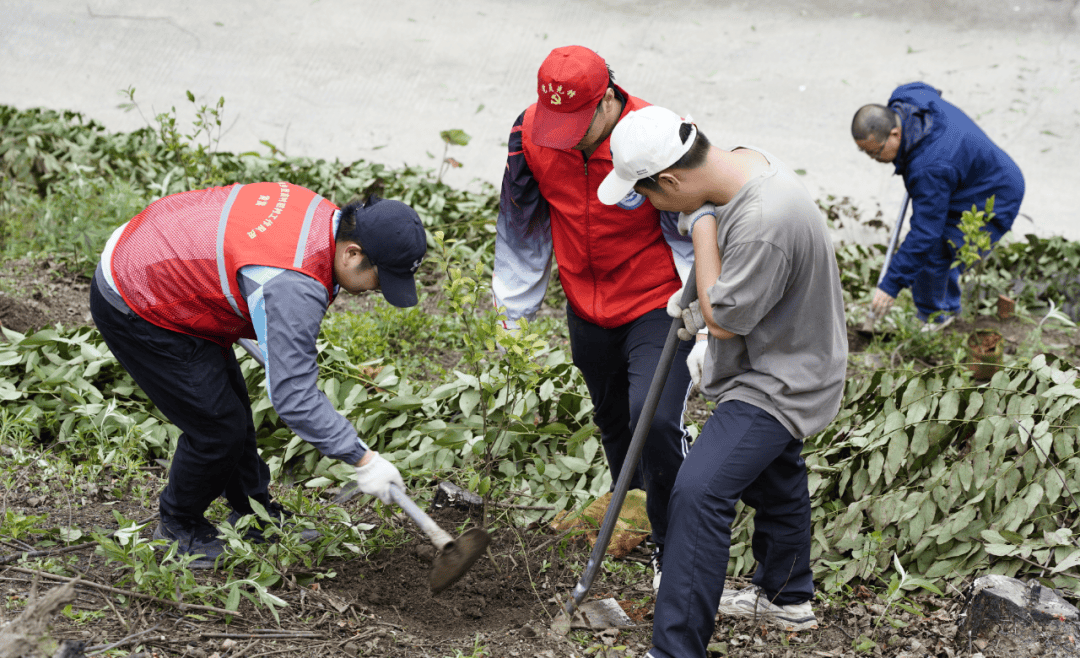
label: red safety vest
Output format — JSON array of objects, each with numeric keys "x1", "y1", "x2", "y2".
[
  {"x1": 110, "y1": 182, "x2": 338, "y2": 346},
  {"x1": 520, "y1": 92, "x2": 681, "y2": 328}
]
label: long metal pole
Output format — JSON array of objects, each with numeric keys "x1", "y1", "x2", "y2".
[
  {"x1": 878, "y1": 192, "x2": 910, "y2": 286},
  {"x1": 564, "y1": 265, "x2": 698, "y2": 616}
]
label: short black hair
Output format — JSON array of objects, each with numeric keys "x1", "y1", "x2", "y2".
[
  {"x1": 852, "y1": 104, "x2": 897, "y2": 142},
  {"x1": 336, "y1": 197, "x2": 368, "y2": 244},
  {"x1": 335, "y1": 197, "x2": 375, "y2": 271},
  {"x1": 634, "y1": 124, "x2": 711, "y2": 194}
]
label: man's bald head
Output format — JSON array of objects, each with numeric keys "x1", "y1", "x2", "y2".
[{"x1": 851, "y1": 104, "x2": 898, "y2": 142}]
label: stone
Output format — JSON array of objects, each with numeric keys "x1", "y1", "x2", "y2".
[
  {"x1": 432, "y1": 481, "x2": 484, "y2": 516},
  {"x1": 956, "y1": 574, "x2": 1080, "y2": 657}
]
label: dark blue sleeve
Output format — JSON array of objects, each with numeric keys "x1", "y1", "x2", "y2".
[
  {"x1": 501, "y1": 111, "x2": 549, "y2": 231},
  {"x1": 492, "y1": 111, "x2": 555, "y2": 325},
  {"x1": 880, "y1": 165, "x2": 958, "y2": 296}
]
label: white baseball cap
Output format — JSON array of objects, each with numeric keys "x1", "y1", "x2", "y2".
[{"x1": 597, "y1": 105, "x2": 697, "y2": 205}]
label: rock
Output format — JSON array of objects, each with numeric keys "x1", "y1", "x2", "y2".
[
  {"x1": 432, "y1": 481, "x2": 484, "y2": 516},
  {"x1": 50, "y1": 640, "x2": 87, "y2": 658},
  {"x1": 415, "y1": 544, "x2": 435, "y2": 564},
  {"x1": 956, "y1": 574, "x2": 1080, "y2": 657}
]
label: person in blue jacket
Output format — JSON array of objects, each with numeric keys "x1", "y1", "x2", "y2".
[{"x1": 852, "y1": 82, "x2": 1025, "y2": 327}]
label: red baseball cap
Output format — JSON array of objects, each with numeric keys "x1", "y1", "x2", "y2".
[{"x1": 531, "y1": 46, "x2": 609, "y2": 149}]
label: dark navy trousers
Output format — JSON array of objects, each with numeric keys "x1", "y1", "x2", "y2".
[
  {"x1": 566, "y1": 305, "x2": 693, "y2": 555},
  {"x1": 650, "y1": 400, "x2": 813, "y2": 658},
  {"x1": 90, "y1": 274, "x2": 271, "y2": 525}
]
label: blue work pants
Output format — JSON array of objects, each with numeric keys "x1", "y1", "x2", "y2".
[
  {"x1": 650, "y1": 400, "x2": 812, "y2": 658},
  {"x1": 90, "y1": 274, "x2": 271, "y2": 525}
]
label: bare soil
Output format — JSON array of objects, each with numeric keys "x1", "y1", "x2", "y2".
[{"x1": 1, "y1": 259, "x2": 1076, "y2": 657}]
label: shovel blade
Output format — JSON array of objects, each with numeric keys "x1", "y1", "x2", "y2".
[
  {"x1": 429, "y1": 527, "x2": 491, "y2": 594},
  {"x1": 554, "y1": 597, "x2": 634, "y2": 629}
]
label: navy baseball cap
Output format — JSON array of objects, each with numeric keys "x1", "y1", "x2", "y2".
[{"x1": 352, "y1": 197, "x2": 427, "y2": 307}]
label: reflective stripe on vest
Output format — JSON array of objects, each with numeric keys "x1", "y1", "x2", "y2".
[
  {"x1": 111, "y1": 182, "x2": 337, "y2": 346},
  {"x1": 216, "y1": 183, "x2": 245, "y2": 318}
]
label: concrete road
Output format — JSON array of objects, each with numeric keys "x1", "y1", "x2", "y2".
[{"x1": 3, "y1": 0, "x2": 1078, "y2": 242}]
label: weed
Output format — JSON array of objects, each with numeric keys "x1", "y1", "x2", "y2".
[
  {"x1": 93, "y1": 513, "x2": 213, "y2": 601},
  {"x1": 437, "y1": 129, "x2": 470, "y2": 184},
  {"x1": 0, "y1": 177, "x2": 147, "y2": 277},
  {"x1": 60, "y1": 603, "x2": 106, "y2": 626},
  {"x1": 444, "y1": 633, "x2": 489, "y2": 657},
  {"x1": 948, "y1": 196, "x2": 996, "y2": 320},
  {"x1": 1, "y1": 510, "x2": 48, "y2": 542}
]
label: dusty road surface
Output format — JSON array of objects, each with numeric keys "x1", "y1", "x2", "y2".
[{"x1": 3, "y1": 0, "x2": 1078, "y2": 242}]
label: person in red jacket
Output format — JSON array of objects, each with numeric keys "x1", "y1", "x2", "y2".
[
  {"x1": 492, "y1": 45, "x2": 698, "y2": 586},
  {"x1": 90, "y1": 184, "x2": 426, "y2": 567}
]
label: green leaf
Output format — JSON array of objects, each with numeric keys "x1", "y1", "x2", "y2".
[
  {"x1": 537, "y1": 378, "x2": 557, "y2": 401},
  {"x1": 885, "y1": 428, "x2": 908, "y2": 482},
  {"x1": 883, "y1": 410, "x2": 905, "y2": 435},
  {"x1": 964, "y1": 391, "x2": 983, "y2": 419},
  {"x1": 556, "y1": 455, "x2": 590, "y2": 474},
  {"x1": 938, "y1": 390, "x2": 959, "y2": 421},
  {"x1": 868, "y1": 450, "x2": 884, "y2": 486},
  {"x1": 538, "y1": 422, "x2": 570, "y2": 435},
  {"x1": 999, "y1": 529, "x2": 1026, "y2": 544},
  {"x1": 957, "y1": 459, "x2": 973, "y2": 491},
  {"x1": 458, "y1": 389, "x2": 480, "y2": 417},
  {"x1": 0, "y1": 381, "x2": 22, "y2": 401},
  {"x1": 910, "y1": 422, "x2": 930, "y2": 456},
  {"x1": 1051, "y1": 549, "x2": 1080, "y2": 574},
  {"x1": 439, "y1": 129, "x2": 471, "y2": 146}
]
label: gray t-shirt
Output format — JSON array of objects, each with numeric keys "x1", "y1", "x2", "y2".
[{"x1": 700, "y1": 147, "x2": 847, "y2": 439}]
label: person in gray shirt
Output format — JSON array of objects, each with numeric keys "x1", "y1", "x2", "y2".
[{"x1": 598, "y1": 105, "x2": 847, "y2": 658}]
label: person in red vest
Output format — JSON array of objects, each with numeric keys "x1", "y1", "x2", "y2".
[
  {"x1": 90, "y1": 183, "x2": 426, "y2": 568},
  {"x1": 492, "y1": 45, "x2": 707, "y2": 588}
]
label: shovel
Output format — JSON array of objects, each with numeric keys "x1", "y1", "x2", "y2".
[
  {"x1": 560, "y1": 265, "x2": 699, "y2": 625},
  {"x1": 237, "y1": 337, "x2": 491, "y2": 594},
  {"x1": 858, "y1": 192, "x2": 910, "y2": 337}
]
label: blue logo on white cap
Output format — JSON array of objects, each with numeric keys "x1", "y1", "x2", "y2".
[{"x1": 617, "y1": 191, "x2": 646, "y2": 210}]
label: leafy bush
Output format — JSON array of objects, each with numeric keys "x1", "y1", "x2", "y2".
[
  {"x1": 0, "y1": 103, "x2": 499, "y2": 252},
  {"x1": 0, "y1": 177, "x2": 149, "y2": 276},
  {"x1": 992, "y1": 234, "x2": 1080, "y2": 321},
  {"x1": 804, "y1": 355, "x2": 1080, "y2": 593},
  {"x1": 5, "y1": 98, "x2": 1080, "y2": 614}
]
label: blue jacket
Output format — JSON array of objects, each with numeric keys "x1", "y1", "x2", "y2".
[{"x1": 880, "y1": 82, "x2": 1025, "y2": 297}]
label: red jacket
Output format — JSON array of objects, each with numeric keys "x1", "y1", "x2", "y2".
[
  {"x1": 520, "y1": 92, "x2": 681, "y2": 327},
  {"x1": 110, "y1": 182, "x2": 338, "y2": 346}
]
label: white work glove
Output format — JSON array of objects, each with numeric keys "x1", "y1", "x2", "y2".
[
  {"x1": 354, "y1": 451, "x2": 405, "y2": 505},
  {"x1": 666, "y1": 288, "x2": 706, "y2": 341},
  {"x1": 677, "y1": 203, "x2": 717, "y2": 236},
  {"x1": 686, "y1": 339, "x2": 707, "y2": 390}
]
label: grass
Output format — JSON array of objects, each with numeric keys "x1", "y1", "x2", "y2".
[{"x1": 0, "y1": 178, "x2": 148, "y2": 278}]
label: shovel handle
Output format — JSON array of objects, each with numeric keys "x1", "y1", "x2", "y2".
[
  {"x1": 389, "y1": 484, "x2": 454, "y2": 550},
  {"x1": 238, "y1": 338, "x2": 266, "y2": 368},
  {"x1": 565, "y1": 265, "x2": 699, "y2": 615},
  {"x1": 877, "y1": 193, "x2": 910, "y2": 287},
  {"x1": 237, "y1": 338, "x2": 456, "y2": 551}
]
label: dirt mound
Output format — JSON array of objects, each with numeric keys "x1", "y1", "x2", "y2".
[
  {"x1": 0, "y1": 259, "x2": 93, "y2": 334},
  {"x1": 0, "y1": 293, "x2": 50, "y2": 333}
]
